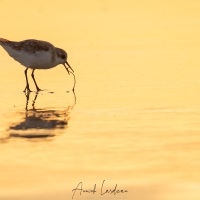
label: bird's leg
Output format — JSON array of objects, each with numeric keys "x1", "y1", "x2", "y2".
[
  {"x1": 23, "y1": 68, "x2": 32, "y2": 92},
  {"x1": 31, "y1": 69, "x2": 41, "y2": 91}
]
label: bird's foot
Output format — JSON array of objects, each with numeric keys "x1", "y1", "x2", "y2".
[
  {"x1": 23, "y1": 87, "x2": 32, "y2": 93},
  {"x1": 36, "y1": 87, "x2": 42, "y2": 92}
]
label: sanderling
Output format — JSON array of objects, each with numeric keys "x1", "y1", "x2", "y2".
[{"x1": 0, "y1": 37, "x2": 74, "y2": 92}]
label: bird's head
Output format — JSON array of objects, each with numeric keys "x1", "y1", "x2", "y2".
[{"x1": 56, "y1": 48, "x2": 74, "y2": 74}]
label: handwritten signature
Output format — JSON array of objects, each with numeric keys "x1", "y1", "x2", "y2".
[{"x1": 72, "y1": 180, "x2": 128, "y2": 199}]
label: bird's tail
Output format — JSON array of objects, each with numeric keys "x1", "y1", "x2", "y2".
[{"x1": 0, "y1": 37, "x2": 10, "y2": 44}]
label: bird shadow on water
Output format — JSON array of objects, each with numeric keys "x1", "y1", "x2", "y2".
[{"x1": 0, "y1": 90, "x2": 76, "y2": 143}]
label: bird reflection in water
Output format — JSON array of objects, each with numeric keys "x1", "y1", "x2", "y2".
[{"x1": 2, "y1": 91, "x2": 76, "y2": 141}]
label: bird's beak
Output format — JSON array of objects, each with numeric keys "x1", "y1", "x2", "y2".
[
  {"x1": 64, "y1": 63, "x2": 70, "y2": 74},
  {"x1": 64, "y1": 61, "x2": 74, "y2": 74}
]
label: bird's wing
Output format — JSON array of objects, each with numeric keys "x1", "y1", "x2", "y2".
[{"x1": 11, "y1": 39, "x2": 54, "y2": 53}]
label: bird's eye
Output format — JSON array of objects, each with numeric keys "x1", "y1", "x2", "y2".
[{"x1": 61, "y1": 55, "x2": 66, "y2": 59}]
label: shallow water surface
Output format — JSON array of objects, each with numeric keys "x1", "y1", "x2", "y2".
[{"x1": 1, "y1": 0, "x2": 200, "y2": 200}]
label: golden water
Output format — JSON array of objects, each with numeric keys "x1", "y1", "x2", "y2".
[{"x1": 0, "y1": 0, "x2": 200, "y2": 199}]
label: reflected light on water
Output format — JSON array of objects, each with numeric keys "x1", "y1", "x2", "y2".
[
  {"x1": 0, "y1": 90, "x2": 76, "y2": 142},
  {"x1": 1, "y1": 0, "x2": 200, "y2": 199}
]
